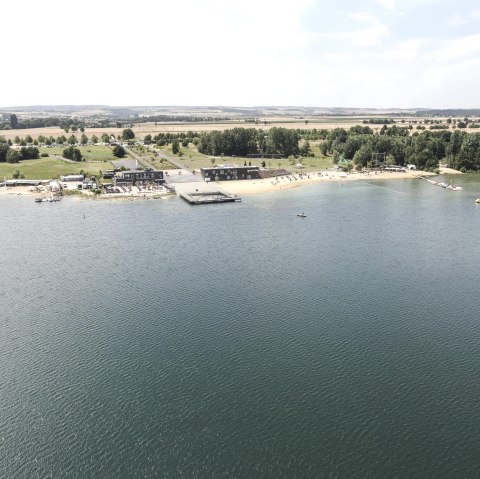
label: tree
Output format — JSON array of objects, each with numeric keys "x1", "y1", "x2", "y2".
[
  {"x1": 144, "y1": 134, "x2": 152, "y2": 144},
  {"x1": 25, "y1": 135, "x2": 33, "y2": 144},
  {"x1": 0, "y1": 143, "x2": 9, "y2": 162},
  {"x1": 122, "y1": 128, "x2": 135, "y2": 140},
  {"x1": 112, "y1": 145, "x2": 126, "y2": 158},
  {"x1": 300, "y1": 140, "x2": 312, "y2": 157},
  {"x1": 386, "y1": 154, "x2": 396, "y2": 166},
  {"x1": 320, "y1": 142, "x2": 329, "y2": 156},
  {"x1": 19, "y1": 146, "x2": 39, "y2": 160},
  {"x1": 14, "y1": 136, "x2": 20, "y2": 144},
  {"x1": 353, "y1": 144, "x2": 373, "y2": 167},
  {"x1": 63, "y1": 126, "x2": 70, "y2": 133},
  {"x1": 68, "y1": 134, "x2": 77, "y2": 145},
  {"x1": 63, "y1": 146, "x2": 83, "y2": 161},
  {"x1": 6, "y1": 149, "x2": 20, "y2": 163},
  {"x1": 91, "y1": 135, "x2": 99, "y2": 144},
  {"x1": 172, "y1": 140, "x2": 180, "y2": 155},
  {"x1": 80, "y1": 134, "x2": 88, "y2": 145},
  {"x1": 101, "y1": 133, "x2": 110, "y2": 143},
  {"x1": 456, "y1": 132, "x2": 480, "y2": 170},
  {"x1": 10, "y1": 114, "x2": 18, "y2": 129}
]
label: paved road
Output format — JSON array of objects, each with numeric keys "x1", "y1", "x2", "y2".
[
  {"x1": 145, "y1": 145, "x2": 194, "y2": 172},
  {"x1": 125, "y1": 143, "x2": 203, "y2": 185},
  {"x1": 123, "y1": 146, "x2": 154, "y2": 169},
  {"x1": 52, "y1": 155, "x2": 76, "y2": 163}
]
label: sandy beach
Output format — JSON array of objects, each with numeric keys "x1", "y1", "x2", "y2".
[{"x1": 215, "y1": 169, "x2": 436, "y2": 196}]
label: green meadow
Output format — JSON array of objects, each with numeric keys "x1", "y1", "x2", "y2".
[
  {"x1": 0, "y1": 146, "x2": 118, "y2": 180},
  {"x1": 155, "y1": 143, "x2": 334, "y2": 173}
]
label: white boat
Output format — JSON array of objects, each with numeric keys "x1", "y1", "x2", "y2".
[{"x1": 297, "y1": 213, "x2": 307, "y2": 218}]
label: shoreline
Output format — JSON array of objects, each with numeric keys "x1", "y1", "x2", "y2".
[{"x1": 0, "y1": 168, "x2": 462, "y2": 199}]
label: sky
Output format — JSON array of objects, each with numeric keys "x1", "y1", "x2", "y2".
[{"x1": 2, "y1": 0, "x2": 480, "y2": 108}]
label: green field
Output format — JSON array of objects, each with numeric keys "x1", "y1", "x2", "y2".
[
  {"x1": 0, "y1": 145, "x2": 117, "y2": 180},
  {"x1": 0, "y1": 157, "x2": 113, "y2": 180},
  {"x1": 39, "y1": 145, "x2": 116, "y2": 161},
  {"x1": 154, "y1": 143, "x2": 334, "y2": 173}
]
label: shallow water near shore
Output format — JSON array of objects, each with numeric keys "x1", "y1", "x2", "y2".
[{"x1": 1, "y1": 177, "x2": 480, "y2": 478}]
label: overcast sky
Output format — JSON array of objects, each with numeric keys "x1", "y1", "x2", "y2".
[{"x1": 2, "y1": 0, "x2": 480, "y2": 108}]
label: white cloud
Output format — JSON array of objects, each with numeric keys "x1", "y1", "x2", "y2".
[
  {"x1": 374, "y1": 38, "x2": 425, "y2": 61},
  {"x1": 350, "y1": 24, "x2": 389, "y2": 46},
  {"x1": 434, "y1": 33, "x2": 480, "y2": 62},
  {"x1": 447, "y1": 10, "x2": 480, "y2": 27},
  {"x1": 372, "y1": 0, "x2": 396, "y2": 10},
  {"x1": 1, "y1": 0, "x2": 480, "y2": 108}
]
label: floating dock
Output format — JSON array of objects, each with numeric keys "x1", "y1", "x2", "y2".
[{"x1": 178, "y1": 190, "x2": 241, "y2": 205}]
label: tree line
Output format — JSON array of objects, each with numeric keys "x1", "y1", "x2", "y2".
[
  {"x1": 328, "y1": 127, "x2": 480, "y2": 171},
  {"x1": 0, "y1": 114, "x2": 133, "y2": 131},
  {"x1": 196, "y1": 128, "x2": 301, "y2": 157},
  {"x1": 0, "y1": 142, "x2": 39, "y2": 163},
  {"x1": 168, "y1": 125, "x2": 480, "y2": 171}
]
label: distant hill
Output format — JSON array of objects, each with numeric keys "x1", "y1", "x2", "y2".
[{"x1": 1, "y1": 105, "x2": 479, "y2": 120}]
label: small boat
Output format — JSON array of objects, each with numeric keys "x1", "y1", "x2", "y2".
[
  {"x1": 297, "y1": 213, "x2": 307, "y2": 218},
  {"x1": 476, "y1": 198, "x2": 480, "y2": 204},
  {"x1": 35, "y1": 197, "x2": 43, "y2": 203}
]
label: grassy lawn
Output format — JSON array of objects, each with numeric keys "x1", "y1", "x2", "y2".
[
  {"x1": 39, "y1": 145, "x2": 115, "y2": 161},
  {"x1": 0, "y1": 157, "x2": 113, "y2": 180},
  {"x1": 154, "y1": 144, "x2": 335, "y2": 173}
]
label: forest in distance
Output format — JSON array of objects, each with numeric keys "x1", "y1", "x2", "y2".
[
  {"x1": 194, "y1": 126, "x2": 480, "y2": 172},
  {"x1": 2, "y1": 125, "x2": 480, "y2": 172}
]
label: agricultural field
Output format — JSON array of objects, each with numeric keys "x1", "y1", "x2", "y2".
[
  {"x1": 1, "y1": 115, "x2": 475, "y2": 146},
  {"x1": 0, "y1": 127, "x2": 123, "y2": 141}
]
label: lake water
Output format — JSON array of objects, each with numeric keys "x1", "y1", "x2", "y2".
[{"x1": 1, "y1": 176, "x2": 480, "y2": 478}]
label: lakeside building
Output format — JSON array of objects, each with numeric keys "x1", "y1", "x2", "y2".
[
  {"x1": 200, "y1": 165, "x2": 260, "y2": 181},
  {"x1": 60, "y1": 174, "x2": 84, "y2": 182},
  {"x1": 3, "y1": 179, "x2": 49, "y2": 187},
  {"x1": 114, "y1": 168, "x2": 165, "y2": 186}
]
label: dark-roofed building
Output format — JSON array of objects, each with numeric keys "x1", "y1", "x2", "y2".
[
  {"x1": 115, "y1": 168, "x2": 165, "y2": 186},
  {"x1": 200, "y1": 165, "x2": 260, "y2": 181}
]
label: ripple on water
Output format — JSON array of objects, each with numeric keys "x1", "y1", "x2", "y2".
[{"x1": 1, "y1": 182, "x2": 480, "y2": 477}]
